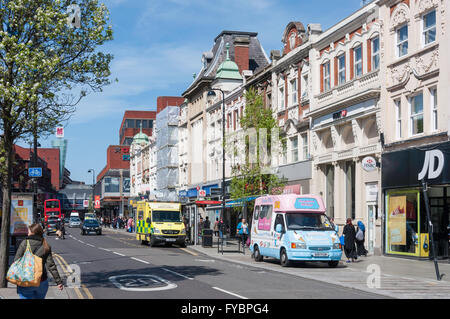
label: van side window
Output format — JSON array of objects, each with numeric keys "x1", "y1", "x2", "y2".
[
  {"x1": 253, "y1": 206, "x2": 260, "y2": 220},
  {"x1": 274, "y1": 214, "x2": 285, "y2": 231},
  {"x1": 258, "y1": 205, "x2": 273, "y2": 231}
]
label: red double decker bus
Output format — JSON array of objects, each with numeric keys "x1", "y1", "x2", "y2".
[{"x1": 44, "y1": 199, "x2": 61, "y2": 222}]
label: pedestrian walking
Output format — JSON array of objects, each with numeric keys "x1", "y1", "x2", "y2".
[
  {"x1": 356, "y1": 221, "x2": 368, "y2": 257},
  {"x1": 13, "y1": 224, "x2": 64, "y2": 299},
  {"x1": 55, "y1": 218, "x2": 65, "y2": 240},
  {"x1": 218, "y1": 217, "x2": 227, "y2": 239},
  {"x1": 237, "y1": 218, "x2": 249, "y2": 248},
  {"x1": 203, "y1": 216, "x2": 211, "y2": 229},
  {"x1": 343, "y1": 218, "x2": 357, "y2": 263},
  {"x1": 213, "y1": 218, "x2": 220, "y2": 237},
  {"x1": 198, "y1": 217, "x2": 204, "y2": 243}
]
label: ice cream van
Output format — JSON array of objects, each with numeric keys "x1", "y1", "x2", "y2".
[{"x1": 249, "y1": 194, "x2": 342, "y2": 267}]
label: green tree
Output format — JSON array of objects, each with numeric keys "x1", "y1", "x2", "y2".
[
  {"x1": 0, "y1": 0, "x2": 114, "y2": 287},
  {"x1": 229, "y1": 88, "x2": 286, "y2": 216}
]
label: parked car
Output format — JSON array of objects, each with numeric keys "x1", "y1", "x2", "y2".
[
  {"x1": 81, "y1": 219, "x2": 102, "y2": 236},
  {"x1": 69, "y1": 216, "x2": 82, "y2": 228}
]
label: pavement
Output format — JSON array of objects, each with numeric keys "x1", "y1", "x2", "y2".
[{"x1": 2, "y1": 226, "x2": 450, "y2": 299}]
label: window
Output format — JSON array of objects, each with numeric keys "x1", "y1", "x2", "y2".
[
  {"x1": 372, "y1": 37, "x2": 380, "y2": 70},
  {"x1": 301, "y1": 75, "x2": 308, "y2": 99},
  {"x1": 136, "y1": 119, "x2": 142, "y2": 129},
  {"x1": 290, "y1": 79, "x2": 297, "y2": 105},
  {"x1": 290, "y1": 136, "x2": 298, "y2": 163},
  {"x1": 397, "y1": 24, "x2": 408, "y2": 57},
  {"x1": 142, "y1": 120, "x2": 148, "y2": 129},
  {"x1": 274, "y1": 214, "x2": 285, "y2": 231},
  {"x1": 125, "y1": 119, "x2": 134, "y2": 128},
  {"x1": 338, "y1": 54, "x2": 346, "y2": 85},
  {"x1": 301, "y1": 134, "x2": 308, "y2": 160},
  {"x1": 410, "y1": 93, "x2": 424, "y2": 136},
  {"x1": 395, "y1": 99, "x2": 402, "y2": 139},
  {"x1": 431, "y1": 88, "x2": 438, "y2": 131},
  {"x1": 279, "y1": 87, "x2": 285, "y2": 110},
  {"x1": 354, "y1": 45, "x2": 363, "y2": 77},
  {"x1": 323, "y1": 62, "x2": 330, "y2": 91},
  {"x1": 423, "y1": 10, "x2": 436, "y2": 45},
  {"x1": 258, "y1": 205, "x2": 273, "y2": 231}
]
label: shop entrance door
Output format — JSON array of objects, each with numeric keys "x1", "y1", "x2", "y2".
[
  {"x1": 429, "y1": 187, "x2": 449, "y2": 259},
  {"x1": 367, "y1": 204, "x2": 376, "y2": 255}
]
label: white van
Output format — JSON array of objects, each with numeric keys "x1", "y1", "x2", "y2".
[{"x1": 249, "y1": 194, "x2": 342, "y2": 267}]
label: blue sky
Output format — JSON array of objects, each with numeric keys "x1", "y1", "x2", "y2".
[{"x1": 36, "y1": 0, "x2": 366, "y2": 184}]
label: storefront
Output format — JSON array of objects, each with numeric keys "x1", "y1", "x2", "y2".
[{"x1": 382, "y1": 141, "x2": 450, "y2": 259}]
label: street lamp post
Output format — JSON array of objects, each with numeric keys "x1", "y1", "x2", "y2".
[
  {"x1": 207, "y1": 88, "x2": 226, "y2": 239},
  {"x1": 88, "y1": 169, "x2": 95, "y2": 213}
]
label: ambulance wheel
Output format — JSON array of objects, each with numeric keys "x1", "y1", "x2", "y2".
[
  {"x1": 328, "y1": 261, "x2": 339, "y2": 268},
  {"x1": 280, "y1": 248, "x2": 291, "y2": 267},
  {"x1": 179, "y1": 242, "x2": 186, "y2": 248},
  {"x1": 253, "y1": 246, "x2": 263, "y2": 262},
  {"x1": 141, "y1": 240, "x2": 148, "y2": 245},
  {"x1": 150, "y1": 236, "x2": 156, "y2": 247}
]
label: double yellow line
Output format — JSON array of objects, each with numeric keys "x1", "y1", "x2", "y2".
[{"x1": 53, "y1": 253, "x2": 94, "y2": 299}]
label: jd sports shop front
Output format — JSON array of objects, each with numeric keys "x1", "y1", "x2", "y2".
[{"x1": 382, "y1": 141, "x2": 450, "y2": 259}]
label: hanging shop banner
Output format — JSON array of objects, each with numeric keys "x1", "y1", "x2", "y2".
[
  {"x1": 94, "y1": 196, "x2": 101, "y2": 209},
  {"x1": 388, "y1": 196, "x2": 407, "y2": 246},
  {"x1": 382, "y1": 141, "x2": 450, "y2": 189},
  {"x1": 10, "y1": 194, "x2": 34, "y2": 236}
]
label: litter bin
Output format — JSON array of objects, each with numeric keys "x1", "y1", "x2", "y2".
[{"x1": 202, "y1": 229, "x2": 213, "y2": 247}]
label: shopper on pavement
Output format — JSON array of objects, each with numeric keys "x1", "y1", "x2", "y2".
[
  {"x1": 356, "y1": 221, "x2": 368, "y2": 257},
  {"x1": 14, "y1": 224, "x2": 64, "y2": 299},
  {"x1": 203, "y1": 216, "x2": 211, "y2": 229},
  {"x1": 214, "y1": 218, "x2": 220, "y2": 237},
  {"x1": 218, "y1": 217, "x2": 227, "y2": 239},
  {"x1": 237, "y1": 218, "x2": 249, "y2": 248},
  {"x1": 343, "y1": 218, "x2": 357, "y2": 263},
  {"x1": 198, "y1": 217, "x2": 204, "y2": 243}
]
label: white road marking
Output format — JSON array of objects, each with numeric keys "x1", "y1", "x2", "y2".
[
  {"x1": 78, "y1": 240, "x2": 85, "y2": 244},
  {"x1": 131, "y1": 257, "x2": 150, "y2": 264},
  {"x1": 99, "y1": 247, "x2": 111, "y2": 252},
  {"x1": 113, "y1": 252, "x2": 125, "y2": 257},
  {"x1": 212, "y1": 287, "x2": 248, "y2": 299},
  {"x1": 109, "y1": 274, "x2": 177, "y2": 292},
  {"x1": 86, "y1": 244, "x2": 95, "y2": 248},
  {"x1": 162, "y1": 268, "x2": 194, "y2": 280}
]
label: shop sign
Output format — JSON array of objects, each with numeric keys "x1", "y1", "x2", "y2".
[
  {"x1": 388, "y1": 196, "x2": 406, "y2": 245},
  {"x1": 382, "y1": 141, "x2": 450, "y2": 189},
  {"x1": 362, "y1": 156, "x2": 377, "y2": 172},
  {"x1": 94, "y1": 196, "x2": 101, "y2": 209}
]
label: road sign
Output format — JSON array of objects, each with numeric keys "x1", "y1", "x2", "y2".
[
  {"x1": 210, "y1": 188, "x2": 222, "y2": 196},
  {"x1": 94, "y1": 196, "x2": 100, "y2": 209},
  {"x1": 28, "y1": 167, "x2": 42, "y2": 177}
]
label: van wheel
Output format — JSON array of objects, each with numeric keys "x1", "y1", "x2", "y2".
[
  {"x1": 150, "y1": 236, "x2": 156, "y2": 247},
  {"x1": 141, "y1": 240, "x2": 148, "y2": 245},
  {"x1": 253, "y1": 246, "x2": 263, "y2": 262},
  {"x1": 328, "y1": 260, "x2": 339, "y2": 268},
  {"x1": 280, "y1": 248, "x2": 291, "y2": 267}
]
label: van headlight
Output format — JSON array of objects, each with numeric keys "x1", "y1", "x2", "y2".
[
  {"x1": 180, "y1": 229, "x2": 186, "y2": 235},
  {"x1": 333, "y1": 242, "x2": 341, "y2": 249},
  {"x1": 153, "y1": 228, "x2": 161, "y2": 234},
  {"x1": 291, "y1": 243, "x2": 307, "y2": 249}
]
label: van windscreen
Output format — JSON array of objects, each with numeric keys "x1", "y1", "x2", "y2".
[
  {"x1": 285, "y1": 213, "x2": 333, "y2": 231},
  {"x1": 152, "y1": 211, "x2": 181, "y2": 222}
]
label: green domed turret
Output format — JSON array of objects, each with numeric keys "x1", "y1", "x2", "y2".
[{"x1": 215, "y1": 43, "x2": 242, "y2": 80}]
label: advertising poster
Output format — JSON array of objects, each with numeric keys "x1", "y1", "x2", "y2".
[
  {"x1": 388, "y1": 196, "x2": 406, "y2": 245},
  {"x1": 10, "y1": 194, "x2": 34, "y2": 236}
]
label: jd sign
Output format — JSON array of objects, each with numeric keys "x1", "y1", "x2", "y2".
[{"x1": 418, "y1": 150, "x2": 444, "y2": 181}]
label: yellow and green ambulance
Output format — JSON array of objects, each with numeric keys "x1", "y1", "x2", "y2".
[{"x1": 134, "y1": 201, "x2": 186, "y2": 247}]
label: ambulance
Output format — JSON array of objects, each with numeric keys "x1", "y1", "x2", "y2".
[
  {"x1": 133, "y1": 200, "x2": 186, "y2": 247},
  {"x1": 249, "y1": 194, "x2": 342, "y2": 267}
]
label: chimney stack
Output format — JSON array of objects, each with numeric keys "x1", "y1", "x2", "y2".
[{"x1": 233, "y1": 35, "x2": 250, "y2": 74}]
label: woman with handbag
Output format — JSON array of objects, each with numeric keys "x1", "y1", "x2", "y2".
[{"x1": 13, "y1": 224, "x2": 64, "y2": 299}]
